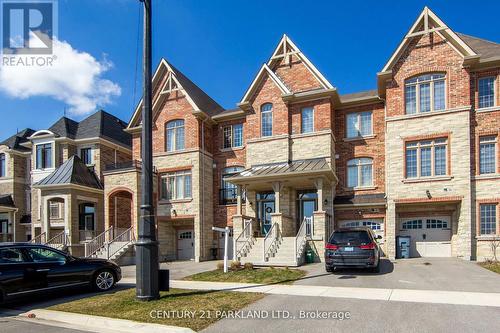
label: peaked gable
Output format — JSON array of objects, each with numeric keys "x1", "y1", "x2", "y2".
[{"x1": 381, "y1": 7, "x2": 477, "y2": 73}]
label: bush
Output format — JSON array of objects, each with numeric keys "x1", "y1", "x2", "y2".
[
  {"x1": 216, "y1": 262, "x2": 224, "y2": 270},
  {"x1": 243, "y1": 262, "x2": 254, "y2": 270},
  {"x1": 230, "y1": 260, "x2": 241, "y2": 271}
]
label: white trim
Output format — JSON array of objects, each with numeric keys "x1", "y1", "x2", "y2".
[
  {"x1": 239, "y1": 64, "x2": 291, "y2": 104},
  {"x1": 381, "y1": 7, "x2": 477, "y2": 73}
]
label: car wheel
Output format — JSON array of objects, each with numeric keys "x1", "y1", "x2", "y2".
[
  {"x1": 325, "y1": 266, "x2": 333, "y2": 273},
  {"x1": 93, "y1": 269, "x2": 116, "y2": 292},
  {"x1": 371, "y1": 264, "x2": 380, "y2": 273}
]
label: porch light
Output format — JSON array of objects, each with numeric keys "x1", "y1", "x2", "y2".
[{"x1": 426, "y1": 190, "x2": 432, "y2": 199}]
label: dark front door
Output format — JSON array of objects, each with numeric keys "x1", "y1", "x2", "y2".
[
  {"x1": 297, "y1": 191, "x2": 318, "y2": 234},
  {"x1": 257, "y1": 193, "x2": 275, "y2": 235}
]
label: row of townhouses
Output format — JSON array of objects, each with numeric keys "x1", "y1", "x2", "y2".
[{"x1": 0, "y1": 7, "x2": 499, "y2": 264}]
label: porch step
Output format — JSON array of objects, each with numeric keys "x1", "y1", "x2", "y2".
[
  {"x1": 238, "y1": 237, "x2": 301, "y2": 267},
  {"x1": 93, "y1": 241, "x2": 134, "y2": 261}
]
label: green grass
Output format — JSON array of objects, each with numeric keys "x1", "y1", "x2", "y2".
[
  {"x1": 48, "y1": 288, "x2": 264, "y2": 332},
  {"x1": 479, "y1": 261, "x2": 500, "y2": 274},
  {"x1": 183, "y1": 267, "x2": 307, "y2": 284}
]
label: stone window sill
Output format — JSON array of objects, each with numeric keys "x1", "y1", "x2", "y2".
[
  {"x1": 402, "y1": 176, "x2": 453, "y2": 183},
  {"x1": 220, "y1": 146, "x2": 245, "y2": 152},
  {"x1": 343, "y1": 135, "x2": 376, "y2": 142},
  {"x1": 343, "y1": 186, "x2": 377, "y2": 191},
  {"x1": 476, "y1": 105, "x2": 500, "y2": 113},
  {"x1": 476, "y1": 235, "x2": 500, "y2": 241},
  {"x1": 473, "y1": 174, "x2": 500, "y2": 181},
  {"x1": 158, "y1": 198, "x2": 193, "y2": 204}
]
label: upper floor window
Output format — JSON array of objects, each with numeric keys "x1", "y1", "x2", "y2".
[
  {"x1": 478, "y1": 77, "x2": 495, "y2": 109},
  {"x1": 405, "y1": 73, "x2": 445, "y2": 114},
  {"x1": 166, "y1": 120, "x2": 185, "y2": 152},
  {"x1": 160, "y1": 170, "x2": 192, "y2": 200},
  {"x1": 0, "y1": 153, "x2": 5, "y2": 177},
  {"x1": 405, "y1": 138, "x2": 447, "y2": 178},
  {"x1": 80, "y1": 148, "x2": 93, "y2": 165},
  {"x1": 223, "y1": 124, "x2": 243, "y2": 149},
  {"x1": 346, "y1": 111, "x2": 372, "y2": 138},
  {"x1": 220, "y1": 166, "x2": 244, "y2": 205},
  {"x1": 479, "y1": 136, "x2": 497, "y2": 174},
  {"x1": 301, "y1": 107, "x2": 314, "y2": 133},
  {"x1": 261, "y1": 103, "x2": 273, "y2": 137},
  {"x1": 35, "y1": 143, "x2": 52, "y2": 169},
  {"x1": 49, "y1": 202, "x2": 61, "y2": 219},
  {"x1": 347, "y1": 158, "x2": 373, "y2": 188},
  {"x1": 480, "y1": 203, "x2": 497, "y2": 235}
]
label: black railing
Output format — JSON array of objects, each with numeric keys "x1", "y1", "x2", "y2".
[
  {"x1": 104, "y1": 160, "x2": 158, "y2": 173},
  {"x1": 219, "y1": 188, "x2": 246, "y2": 205}
]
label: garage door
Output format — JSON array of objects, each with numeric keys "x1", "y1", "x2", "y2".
[
  {"x1": 340, "y1": 219, "x2": 384, "y2": 243},
  {"x1": 177, "y1": 229, "x2": 194, "y2": 260},
  {"x1": 399, "y1": 217, "x2": 451, "y2": 257}
]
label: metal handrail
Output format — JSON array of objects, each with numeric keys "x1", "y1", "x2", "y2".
[
  {"x1": 263, "y1": 222, "x2": 281, "y2": 261},
  {"x1": 46, "y1": 231, "x2": 69, "y2": 250},
  {"x1": 106, "y1": 226, "x2": 135, "y2": 260},
  {"x1": 295, "y1": 217, "x2": 310, "y2": 264},
  {"x1": 84, "y1": 226, "x2": 114, "y2": 257},
  {"x1": 30, "y1": 232, "x2": 46, "y2": 244},
  {"x1": 235, "y1": 218, "x2": 254, "y2": 258}
]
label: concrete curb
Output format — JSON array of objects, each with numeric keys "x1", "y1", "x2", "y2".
[{"x1": 16, "y1": 309, "x2": 195, "y2": 333}]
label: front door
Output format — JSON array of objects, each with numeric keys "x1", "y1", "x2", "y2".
[
  {"x1": 297, "y1": 191, "x2": 317, "y2": 234},
  {"x1": 177, "y1": 230, "x2": 194, "y2": 260},
  {"x1": 261, "y1": 201, "x2": 275, "y2": 235}
]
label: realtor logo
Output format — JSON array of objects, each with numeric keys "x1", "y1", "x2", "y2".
[{"x1": 1, "y1": 0, "x2": 56, "y2": 54}]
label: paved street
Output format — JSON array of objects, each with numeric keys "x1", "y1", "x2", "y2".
[{"x1": 202, "y1": 294, "x2": 500, "y2": 333}]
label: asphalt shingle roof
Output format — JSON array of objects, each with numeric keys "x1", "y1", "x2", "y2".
[
  {"x1": 457, "y1": 33, "x2": 500, "y2": 61},
  {"x1": 36, "y1": 155, "x2": 103, "y2": 190},
  {"x1": 0, "y1": 128, "x2": 36, "y2": 152},
  {"x1": 340, "y1": 89, "x2": 379, "y2": 103}
]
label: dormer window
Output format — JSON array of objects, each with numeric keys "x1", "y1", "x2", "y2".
[
  {"x1": 405, "y1": 73, "x2": 445, "y2": 114},
  {"x1": 35, "y1": 143, "x2": 52, "y2": 169},
  {"x1": 80, "y1": 148, "x2": 93, "y2": 165},
  {"x1": 0, "y1": 153, "x2": 5, "y2": 177}
]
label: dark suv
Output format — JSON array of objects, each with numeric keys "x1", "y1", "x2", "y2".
[{"x1": 325, "y1": 228, "x2": 381, "y2": 273}]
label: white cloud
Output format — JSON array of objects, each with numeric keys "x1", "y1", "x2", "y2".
[{"x1": 0, "y1": 38, "x2": 121, "y2": 116}]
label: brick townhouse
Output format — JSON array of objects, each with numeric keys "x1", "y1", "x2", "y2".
[{"x1": 1, "y1": 7, "x2": 499, "y2": 264}]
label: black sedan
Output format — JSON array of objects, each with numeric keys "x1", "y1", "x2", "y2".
[
  {"x1": 0, "y1": 243, "x2": 121, "y2": 303},
  {"x1": 324, "y1": 227, "x2": 382, "y2": 273}
]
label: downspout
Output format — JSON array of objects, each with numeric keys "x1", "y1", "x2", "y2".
[
  {"x1": 200, "y1": 116, "x2": 206, "y2": 261},
  {"x1": 378, "y1": 95, "x2": 388, "y2": 243}
]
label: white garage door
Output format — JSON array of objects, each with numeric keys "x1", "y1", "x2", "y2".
[
  {"x1": 340, "y1": 219, "x2": 385, "y2": 243},
  {"x1": 177, "y1": 229, "x2": 194, "y2": 260},
  {"x1": 399, "y1": 217, "x2": 451, "y2": 257}
]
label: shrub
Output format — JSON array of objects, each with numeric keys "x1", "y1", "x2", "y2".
[
  {"x1": 243, "y1": 262, "x2": 254, "y2": 270},
  {"x1": 230, "y1": 260, "x2": 241, "y2": 271},
  {"x1": 216, "y1": 262, "x2": 224, "y2": 270}
]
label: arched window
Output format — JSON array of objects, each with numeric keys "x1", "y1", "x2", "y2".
[
  {"x1": 220, "y1": 166, "x2": 244, "y2": 205},
  {"x1": 0, "y1": 153, "x2": 5, "y2": 177},
  {"x1": 261, "y1": 103, "x2": 273, "y2": 137},
  {"x1": 405, "y1": 73, "x2": 445, "y2": 114},
  {"x1": 165, "y1": 119, "x2": 185, "y2": 152},
  {"x1": 347, "y1": 158, "x2": 373, "y2": 188}
]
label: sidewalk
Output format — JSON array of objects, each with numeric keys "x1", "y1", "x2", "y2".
[{"x1": 126, "y1": 279, "x2": 500, "y2": 307}]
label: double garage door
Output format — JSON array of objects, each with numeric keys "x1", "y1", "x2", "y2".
[{"x1": 399, "y1": 217, "x2": 452, "y2": 257}]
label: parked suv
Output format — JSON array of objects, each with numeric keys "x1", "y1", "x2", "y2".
[
  {"x1": 325, "y1": 227, "x2": 381, "y2": 273},
  {"x1": 0, "y1": 243, "x2": 121, "y2": 304}
]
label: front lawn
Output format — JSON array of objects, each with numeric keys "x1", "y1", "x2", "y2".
[
  {"x1": 479, "y1": 261, "x2": 500, "y2": 274},
  {"x1": 48, "y1": 288, "x2": 264, "y2": 332},
  {"x1": 184, "y1": 266, "x2": 307, "y2": 284}
]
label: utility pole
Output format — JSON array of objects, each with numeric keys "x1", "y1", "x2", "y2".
[{"x1": 136, "y1": 0, "x2": 159, "y2": 301}]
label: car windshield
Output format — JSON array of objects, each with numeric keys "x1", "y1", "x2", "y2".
[{"x1": 329, "y1": 230, "x2": 371, "y2": 245}]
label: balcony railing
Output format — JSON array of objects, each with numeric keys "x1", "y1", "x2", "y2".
[
  {"x1": 104, "y1": 160, "x2": 158, "y2": 173},
  {"x1": 219, "y1": 188, "x2": 246, "y2": 205}
]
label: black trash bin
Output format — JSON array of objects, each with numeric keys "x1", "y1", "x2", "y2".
[{"x1": 159, "y1": 269, "x2": 169, "y2": 291}]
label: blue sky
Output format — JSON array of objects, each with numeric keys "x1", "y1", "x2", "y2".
[{"x1": 1, "y1": 0, "x2": 499, "y2": 138}]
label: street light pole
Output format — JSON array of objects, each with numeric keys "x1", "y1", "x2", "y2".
[{"x1": 136, "y1": 0, "x2": 159, "y2": 301}]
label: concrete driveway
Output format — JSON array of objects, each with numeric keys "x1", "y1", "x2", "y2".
[
  {"x1": 120, "y1": 260, "x2": 221, "y2": 280},
  {"x1": 295, "y1": 258, "x2": 500, "y2": 293}
]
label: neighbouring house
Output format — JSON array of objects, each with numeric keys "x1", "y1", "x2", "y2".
[{"x1": 1, "y1": 6, "x2": 499, "y2": 264}]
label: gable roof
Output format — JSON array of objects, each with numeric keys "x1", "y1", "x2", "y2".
[
  {"x1": 457, "y1": 33, "x2": 500, "y2": 62},
  {"x1": 381, "y1": 7, "x2": 477, "y2": 73},
  {"x1": 128, "y1": 59, "x2": 224, "y2": 128},
  {"x1": 0, "y1": 128, "x2": 36, "y2": 152},
  {"x1": 239, "y1": 63, "x2": 291, "y2": 105},
  {"x1": 35, "y1": 155, "x2": 103, "y2": 190},
  {"x1": 46, "y1": 110, "x2": 131, "y2": 148}
]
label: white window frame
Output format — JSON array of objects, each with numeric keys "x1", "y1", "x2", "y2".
[
  {"x1": 347, "y1": 158, "x2": 373, "y2": 188},
  {"x1": 49, "y1": 202, "x2": 61, "y2": 219},
  {"x1": 160, "y1": 170, "x2": 192, "y2": 201},
  {"x1": 405, "y1": 138, "x2": 448, "y2": 179},
  {"x1": 0, "y1": 153, "x2": 6, "y2": 178},
  {"x1": 35, "y1": 142, "x2": 53, "y2": 170},
  {"x1": 222, "y1": 124, "x2": 244, "y2": 149},
  {"x1": 477, "y1": 76, "x2": 496, "y2": 109},
  {"x1": 165, "y1": 120, "x2": 185, "y2": 152},
  {"x1": 261, "y1": 103, "x2": 273, "y2": 137},
  {"x1": 405, "y1": 73, "x2": 446, "y2": 114},
  {"x1": 301, "y1": 107, "x2": 314, "y2": 134},
  {"x1": 346, "y1": 111, "x2": 373, "y2": 138},
  {"x1": 479, "y1": 135, "x2": 497, "y2": 175},
  {"x1": 479, "y1": 203, "x2": 497, "y2": 236},
  {"x1": 79, "y1": 147, "x2": 94, "y2": 165}
]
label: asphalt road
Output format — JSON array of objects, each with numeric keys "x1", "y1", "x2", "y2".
[{"x1": 203, "y1": 294, "x2": 500, "y2": 333}]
